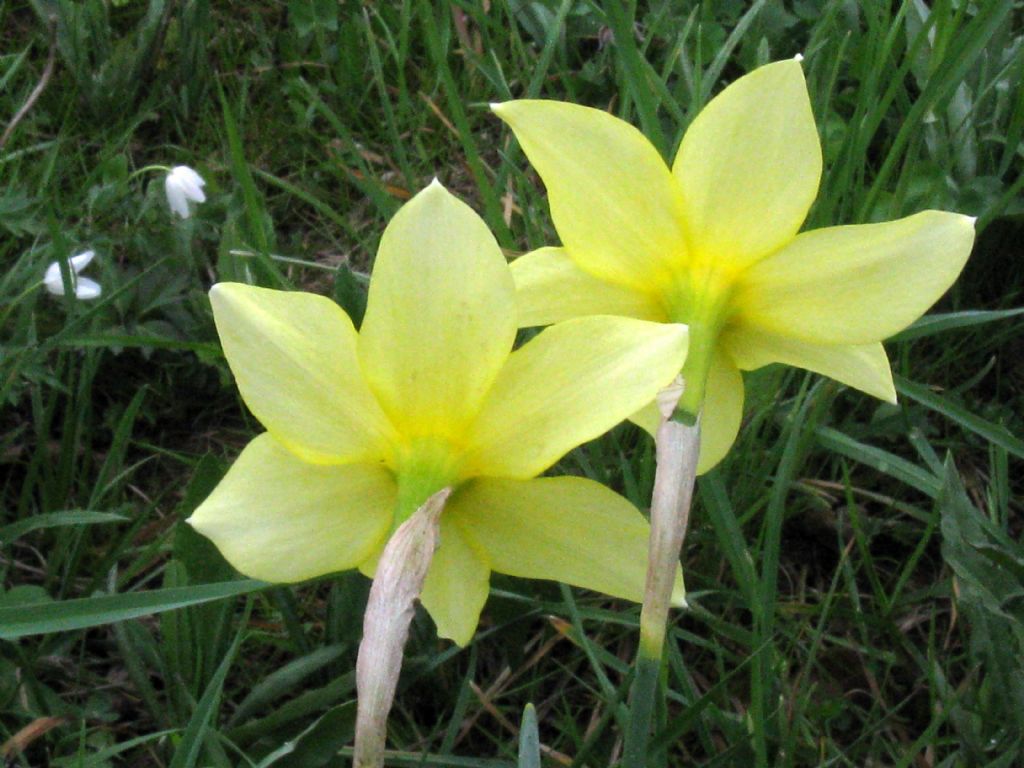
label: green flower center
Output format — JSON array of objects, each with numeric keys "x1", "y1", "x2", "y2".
[
  {"x1": 662, "y1": 260, "x2": 737, "y2": 417},
  {"x1": 392, "y1": 436, "x2": 463, "y2": 528}
]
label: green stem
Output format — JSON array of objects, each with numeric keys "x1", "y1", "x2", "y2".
[
  {"x1": 675, "y1": 324, "x2": 714, "y2": 419},
  {"x1": 127, "y1": 164, "x2": 171, "y2": 181},
  {"x1": 623, "y1": 655, "x2": 662, "y2": 768},
  {"x1": 624, "y1": 387, "x2": 701, "y2": 768}
]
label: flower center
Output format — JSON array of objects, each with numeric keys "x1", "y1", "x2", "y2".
[
  {"x1": 392, "y1": 436, "x2": 463, "y2": 528},
  {"x1": 661, "y1": 260, "x2": 738, "y2": 418}
]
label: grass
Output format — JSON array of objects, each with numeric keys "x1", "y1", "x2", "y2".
[{"x1": 1, "y1": 0, "x2": 1023, "y2": 766}]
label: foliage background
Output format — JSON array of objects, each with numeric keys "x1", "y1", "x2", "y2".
[{"x1": 1, "y1": 0, "x2": 1022, "y2": 766}]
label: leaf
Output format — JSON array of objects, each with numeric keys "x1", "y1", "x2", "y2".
[
  {"x1": 53, "y1": 335, "x2": 221, "y2": 354},
  {"x1": 0, "y1": 188, "x2": 42, "y2": 236},
  {"x1": 288, "y1": 0, "x2": 339, "y2": 37},
  {"x1": 815, "y1": 426, "x2": 942, "y2": 497},
  {"x1": 229, "y1": 644, "x2": 348, "y2": 727},
  {"x1": 891, "y1": 308, "x2": 1024, "y2": 341},
  {"x1": 0, "y1": 510, "x2": 128, "y2": 546},
  {"x1": 262, "y1": 702, "x2": 357, "y2": 768},
  {"x1": 517, "y1": 704, "x2": 541, "y2": 768},
  {"x1": 939, "y1": 460, "x2": 1024, "y2": 622},
  {"x1": 333, "y1": 264, "x2": 368, "y2": 329},
  {"x1": 168, "y1": 600, "x2": 251, "y2": 768},
  {"x1": 896, "y1": 376, "x2": 1024, "y2": 460},
  {"x1": 0, "y1": 580, "x2": 267, "y2": 639}
]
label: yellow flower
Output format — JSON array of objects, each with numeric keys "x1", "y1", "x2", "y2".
[
  {"x1": 188, "y1": 182, "x2": 688, "y2": 645},
  {"x1": 493, "y1": 59, "x2": 975, "y2": 473}
]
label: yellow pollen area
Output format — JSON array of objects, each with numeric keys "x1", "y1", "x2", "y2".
[{"x1": 391, "y1": 436, "x2": 464, "y2": 527}]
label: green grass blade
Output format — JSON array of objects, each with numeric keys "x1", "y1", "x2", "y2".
[
  {"x1": 815, "y1": 426, "x2": 943, "y2": 497},
  {"x1": 0, "y1": 579, "x2": 267, "y2": 639},
  {"x1": 602, "y1": 0, "x2": 667, "y2": 155},
  {"x1": 169, "y1": 599, "x2": 251, "y2": 768},
  {"x1": 895, "y1": 376, "x2": 1024, "y2": 459},
  {"x1": 891, "y1": 308, "x2": 1024, "y2": 341},
  {"x1": 228, "y1": 643, "x2": 348, "y2": 727},
  {"x1": 517, "y1": 704, "x2": 540, "y2": 768},
  {"x1": 0, "y1": 510, "x2": 128, "y2": 545}
]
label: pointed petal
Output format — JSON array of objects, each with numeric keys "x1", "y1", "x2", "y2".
[
  {"x1": 452, "y1": 476, "x2": 684, "y2": 605},
  {"x1": 724, "y1": 328, "x2": 896, "y2": 403},
  {"x1": 172, "y1": 166, "x2": 207, "y2": 202},
  {"x1": 165, "y1": 176, "x2": 190, "y2": 217},
  {"x1": 188, "y1": 434, "x2": 395, "y2": 582},
  {"x1": 420, "y1": 514, "x2": 490, "y2": 646},
  {"x1": 185, "y1": 182, "x2": 207, "y2": 203},
  {"x1": 359, "y1": 182, "x2": 516, "y2": 438},
  {"x1": 464, "y1": 316, "x2": 688, "y2": 478},
  {"x1": 736, "y1": 211, "x2": 976, "y2": 344},
  {"x1": 695, "y1": 352, "x2": 744, "y2": 474},
  {"x1": 511, "y1": 247, "x2": 667, "y2": 327},
  {"x1": 74, "y1": 277, "x2": 102, "y2": 300},
  {"x1": 493, "y1": 100, "x2": 688, "y2": 292},
  {"x1": 673, "y1": 60, "x2": 821, "y2": 267},
  {"x1": 210, "y1": 282, "x2": 395, "y2": 464},
  {"x1": 43, "y1": 261, "x2": 64, "y2": 294},
  {"x1": 69, "y1": 250, "x2": 96, "y2": 271}
]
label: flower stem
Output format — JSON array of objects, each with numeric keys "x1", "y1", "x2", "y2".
[
  {"x1": 624, "y1": 383, "x2": 701, "y2": 768},
  {"x1": 127, "y1": 164, "x2": 171, "y2": 181},
  {"x1": 623, "y1": 654, "x2": 662, "y2": 768},
  {"x1": 353, "y1": 488, "x2": 450, "y2": 768}
]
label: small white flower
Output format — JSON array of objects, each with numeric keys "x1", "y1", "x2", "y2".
[
  {"x1": 44, "y1": 250, "x2": 102, "y2": 300},
  {"x1": 165, "y1": 165, "x2": 207, "y2": 218}
]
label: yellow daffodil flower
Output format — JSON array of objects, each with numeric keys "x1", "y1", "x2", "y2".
[
  {"x1": 188, "y1": 182, "x2": 688, "y2": 645},
  {"x1": 493, "y1": 59, "x2": 975, "y2": 473}
]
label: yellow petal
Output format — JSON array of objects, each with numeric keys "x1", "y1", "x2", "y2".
[
  {"x1": 493, "y1": 100, "x2": 688, "y2": 292},
  {"x1": 628, "y1": 399, "x2": 660, "y2": 438},
  {"x1": 188, "y1": 434, "x2": 395, "y2": 582},
  {"x1": 452, "y1": 476, "x2": 684, "y2": 605},
  {"x1": 420, "y1": 514, "x2": 490, "y2": 646},
  {"x1": 696, "y1": 352, "x2": 744, "y2": 474},
  {"x1": 512, "y1": 247, "x2": 667, "y2": 328},
  {"x1": 736, "y1": 211, "x2": 976, "y2": 345},
  {"x1": 210, "y1": 283, "x2": 395, "y2": 464},
  {"x1": 724, "y1": 328, "x2": 896, "y2": 403},
  {"x1": 464, "y1": 316, "x2": 688, "y2": 478},
  {"x1": 359, "y1": 182, "x2": 517, "y2": 438},
  {"x1": 673, "y1": 60, "x2": 821, "y2": 268}
]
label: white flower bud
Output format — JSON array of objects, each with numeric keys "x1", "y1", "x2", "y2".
[{"x1": 165, "y1": 165, "x2": 207, "y2": 218}]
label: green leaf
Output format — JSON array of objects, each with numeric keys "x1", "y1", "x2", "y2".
[
  {"x1": 517, "y1": 704, "x2": 541, "y2": 768},
  {"x1": 939, "y1": 460, "x2": 1024, "y2": 622},
  {"x1": 0, "y1": 580, "x2": 267, "y2": 639},
  {"x1": 815, "y1": 426, "x2": 942, "y2": 497},
  {"x1": 333, "y1": 264, "x2": 368, "y2": 329},
  {"x1": 0, "y1": 510, "x2": 128, "y2": 546},
  {"x1": 229, "y1": 644, "x2": 347, "y2": 727},
  {"x1": 896, "y1": 376, "x2": 1024, "y2": 460},
  {"x1": 262, "y1": 701, "x2": 357, "y2": 768},
  {"x1": 53, "y1": 334, "x2": 221, "y2": 354},
  {"x1": 169, "y1": 599, "x2": 251, "y2": 768},
  {"x1": 891, "y1": 308, "x2": 1024, "y2": 341}
]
